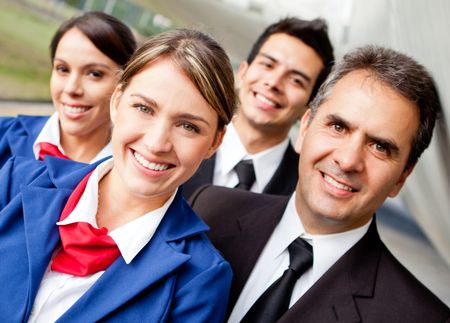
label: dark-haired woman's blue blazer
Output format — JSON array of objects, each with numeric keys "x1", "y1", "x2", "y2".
[
  {"x1": 0, "y1": 115, "x2": 48, "y2": 167},
  {"x1": 0, "y1": 156, "x2": 232, "y2": 322}
]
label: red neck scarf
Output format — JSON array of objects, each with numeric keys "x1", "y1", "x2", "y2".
[
  {"x1": 51, "y1": 171, "x2": 120, "y2": 276},
  {"x1": 38, "y1": 142, "x2": 70, "y2": 160}
]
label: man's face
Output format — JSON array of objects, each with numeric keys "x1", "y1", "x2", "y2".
[
  {"x1": 295, "y1": 70, "x2": 419, "y2": 234},
  {"x1": 236, "y1": 33, "x2": 324, "y2": 136}
]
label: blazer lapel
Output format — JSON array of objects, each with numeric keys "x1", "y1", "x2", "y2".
[
  {"x1": 7, "y1": 115, "x2": 48, "y2": 158},
  {"x1": 280, "y1": 220, "x2": 381, "y2": 323},
  {"x1": 21, "y1": 186, "x2": 72, "y2": 305},
  {"x1": 59, "y1": 190, "x2": 208, "y2": 322},
  {"x1": 20, "y1": 158, "x2": 101, "y2": 316},
  {"x1": 59, "y1": 232, "x2": 191, "y2": 322}
]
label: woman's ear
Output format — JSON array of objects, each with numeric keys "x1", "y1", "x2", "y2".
[
  {"x1": 110, "y1": 85, "x2": 124, "y2": 126},
  {"x1": 205, "y1": 126, "x2": 227, "y2": 159}
]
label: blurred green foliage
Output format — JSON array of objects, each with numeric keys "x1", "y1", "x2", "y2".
[
  {"x1": 0, "y1": 0, "x2": 170, "y2": 101},
  {"x1": 0, "y1": 0, "x2": 60, "y2": 100}
]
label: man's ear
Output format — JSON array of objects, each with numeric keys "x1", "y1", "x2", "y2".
[
  {"x1": 294, "y1": 109, "x2": 312, "y2": 154},
  {"x1": 205, "y1": 126, "x2": 227, "y2": 159},
  {"x1": 236, "y1": 61, "x2": 249, "y2": 88},
  {"x1": 388, "y1": 164, "x2": 415, "y2": 198},
  {"x1": 110, "y1": 85, "x2": 123, "y2": 126}
]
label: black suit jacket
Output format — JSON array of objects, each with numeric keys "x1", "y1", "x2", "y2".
[
  {"x1": 190, "y1": 186, "x2": 450, "y2": 322},
  {"x1": 182, "y1": 143, "x2": 299, "y2": 199}
]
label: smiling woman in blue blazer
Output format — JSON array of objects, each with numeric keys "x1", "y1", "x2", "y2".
[
  {"x1": 0, "y1": 12, "x2": 136, "y2": 166},
  {"x1": 0, "y1": 28, "x2": 236, "y2": 322}
]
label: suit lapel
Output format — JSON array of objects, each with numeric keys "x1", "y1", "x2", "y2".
[
  {"x1": 216, "y1": 194, "x2": 289, "y2": 308},
  {"x1": 279, "y1": 220, "x2": 381, "y2": 323},
  {"x1": 182, "y1": 155, "x2": 216, "y2": 198},
  {"x1": 263, "y1": 143, "x2": 299, "y2": 196}
]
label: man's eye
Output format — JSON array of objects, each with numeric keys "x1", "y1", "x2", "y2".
[
  {"x1": 333, "y1": 123, "x2": 345, "y2": 132},
  {"x1": 374, "y1": 143, "x2": 390, "y2": 155}
]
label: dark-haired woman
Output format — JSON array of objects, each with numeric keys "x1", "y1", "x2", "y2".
[{"x1": 0, "y1": 11, "x2": 137, "y2": 166}]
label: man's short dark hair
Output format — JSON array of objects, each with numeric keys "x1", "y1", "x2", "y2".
[
  {"x1": 247, "y1": 17, "x2": 334, "y2": 102},
  {"x1": 309, "y1": 45, "x2": 441, "y2": 170}
]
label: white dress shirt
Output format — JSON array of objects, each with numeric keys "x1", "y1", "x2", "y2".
[
  {"x1": 28, "y1": 159, "x2": 177, "y2": 323},
  {"x1": 33, "y1": 112, "x2": 112, "y2": 163},
  {"x1": 213, "y1": 123, "x2": 289, "y2": 193},
  {"x1": 228, "y1": 193, "x2": 371, "y2": 323}
]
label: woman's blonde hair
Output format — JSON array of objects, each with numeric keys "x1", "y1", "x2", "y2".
[{"x1": 119, "y1": 29, "x2": 236, "y2": 130}]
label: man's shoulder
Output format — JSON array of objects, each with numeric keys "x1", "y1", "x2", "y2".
[
  {"x1": 375, "y1": 242, "x2": 449, "y2": 316},
  {"x1": 190, "y1": 185, "x2": 289, "y2": 214}
]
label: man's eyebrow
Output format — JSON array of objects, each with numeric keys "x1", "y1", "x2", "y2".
[
  {"x1": 258, "y1": 53, "x2": 312, "y2": 83},
  {"x1": 326, "y1": 113, "x2": 349, "y2": 127},
  {"x1": 327, "y1": 113, "x2": 400, "y2": 154},
  {"x1": 368, "y1": 135, "x2": 400, "y2": 154}
]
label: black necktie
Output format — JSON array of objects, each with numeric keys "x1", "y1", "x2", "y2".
[
  {"x1": 241, "y1": 237, "x2": 313, "y2": 323},
  {"x1": 234, "y1": 159, "x2": 256, "y2": 190}
]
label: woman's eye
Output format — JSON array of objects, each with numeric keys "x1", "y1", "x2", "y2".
[
  {"x1": 55, "y1": 65, "x2": 68, "y2": 73},
  {"x1": 181, "y1": 122, "x2": 200, "y2": 133},
  {"x1": 133, "y1": 104, "x2": 152, "y2": 114},
  {"x1": 88, "y1": 70, "x2": 103, "y2": 78}
]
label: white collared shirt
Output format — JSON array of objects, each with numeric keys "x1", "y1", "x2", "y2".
[
  {"x1": 228, "y1": 193, "x2": 371, "y2": 323},
  {"x1": 33, "y1": 112, "x2": 112, "y2": 163},
  {"x1": 28, "y1": 159, "x2": 177, "y2": 323},
  {"x1": 213, "y1": 123, "x2": 289, "y2": 193}
]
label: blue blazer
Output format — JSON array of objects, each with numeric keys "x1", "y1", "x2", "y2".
[
  {"x1": 0, "y1": 157, "x2": 232, "y2": 322},
  {"x1": 0, "y1": 115, "x2": 49, "y2": 168}
]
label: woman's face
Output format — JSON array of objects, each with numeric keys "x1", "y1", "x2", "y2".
[
  {"x1": 109, "y1": 57, "x2": 224, "y2": 204},
  {"x1": 50, "y1": 27, "x2": 119, "y2": 139}
]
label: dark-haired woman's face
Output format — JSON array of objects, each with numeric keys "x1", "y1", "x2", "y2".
[{"x1": 50, "y1": 28, "x2": 119, "y2": 139}]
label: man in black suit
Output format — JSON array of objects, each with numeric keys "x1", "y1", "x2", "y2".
[
  {"x1": 190, "y1": 45, "x2": 450, "y2": 322},
  {"x1": 183, "y1": 17, "x2": 334, "y2": 198}
]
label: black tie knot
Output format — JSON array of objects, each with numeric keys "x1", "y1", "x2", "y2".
[
  {"x1": 288, "y1": 237, "x2": 313, "y2": 278},
  {"x1": 234, "y1": 159, "x2": 256, "y2": 190}
]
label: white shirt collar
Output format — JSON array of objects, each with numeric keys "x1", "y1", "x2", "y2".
[
  {"x1": 33, "y1": 112, "x2": 113, "y2": 163},
  {"x1": 214, "y1": 122, "x2": 289, "y2": 192},
  {"x1": 57, "y1": 158, "x2": 176, "y2": 264},
  {"x1": 33, "y1": 112, "x2": 62, "y2": 159},
  {"x1": 271, "y1": 193, "x2": 371, "y2": 281},
  {"x1": 215, "y1": 122, "x2": 247, "y2": 176}
]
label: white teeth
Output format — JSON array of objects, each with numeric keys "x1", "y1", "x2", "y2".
[
  {"x1": 323, "y1": 174, "x2": 354, "y2": 192},
  {"x1": 134, "y1": 151, "x2": 169, "y2": 171},
  {"x1": 64, "y1": 104, "x2": 90, "y2": 113},
  {"x1": 256, "y1": 93, "x2": 276, "y2": 107}
]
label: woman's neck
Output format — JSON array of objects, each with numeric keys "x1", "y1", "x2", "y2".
[
  {"x1": 60, "y1": 124, "x2": 111, "y2": 163},
  {"x1": 95, "y1": 167, "x2": 173, "y2": 231}
]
